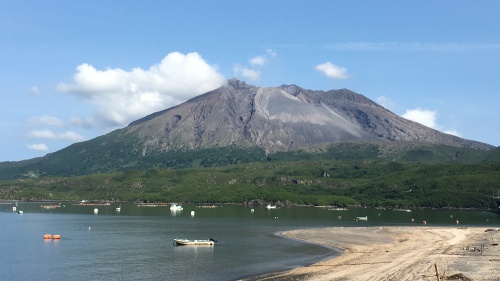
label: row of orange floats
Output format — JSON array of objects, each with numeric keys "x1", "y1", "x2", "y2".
[{"x1": 43, "y1": 234, "x2": 61, "y2": 240}]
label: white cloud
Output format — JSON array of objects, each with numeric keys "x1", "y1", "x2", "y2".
[
  {"x1": 266, "y1": 49, "x2": 277, "y2": 57},
  {"x1": 57, "y1": 52, "x2": 226, "y2": 129},
  {"x1": 444, "y1": 129, "x2": 461, "y2": 137},
  {"x1": 250, "y1": 55, "x2": 266, "y2": 66},
  {"x1": 30, "y1": 86, "x2": 40, "y2": 95},
  {"x1": 402, "y1": 108, "x2": 438, "y2": 128},
  {"x1": 26, "y1": 144, "x2": 49, "y2": 151},
  {"x1": 234, "y1": 65, "x2": 260, "y2": 81},
  {"x1": 376, "y1": 96, "x2": 396, "y2": 111},
  {"x1": 234, "y1": 50, "x2": 277, "y2": 82},
  {"x1": 57, "y1": 131, "x2": 86, "y2": 142},
  {"x1": 400, "y1": 108, "x2": 462, "y2": 137},
  {"x1": 27, "y1": 129, "x2": 86, "y2": 142},
  {"x1": 315, "y1": 62, "x2": 348, "y2": 80},
  {"x1": 28, "y1": 115, "x2": 64, "y2": 127},
  {"x1": 27, "y1": 129, "x2": 57, "y2": 139},
  {"x1": 69, "y1": 117, "x2": 93, "y2": 129}
]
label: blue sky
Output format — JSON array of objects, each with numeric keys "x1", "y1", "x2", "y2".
[{"x1": 1, "y1": 1, "x2": 499, "y2": 162}]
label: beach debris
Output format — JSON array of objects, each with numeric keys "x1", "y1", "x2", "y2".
[
  {"x1": 463, "y1": 245, "x2": 482, "y2": 252},
  {"x1": 434, "y1": 263, "x2": 445, "y2": 281},
  {"x1": 445, "y1": 273, "x2": 472, "y2": 281}
]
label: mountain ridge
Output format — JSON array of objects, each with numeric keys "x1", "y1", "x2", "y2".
[
  {"x1": 0, "y1": 79, "x2": 495, "y2": 180},
  {"x1": 124, "y1": 78, "x2": 492, "y2": 155}
]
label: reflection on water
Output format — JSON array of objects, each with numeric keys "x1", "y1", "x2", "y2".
[{"x1": 171, "y1": 209, "x2": 182, "y2": 216}]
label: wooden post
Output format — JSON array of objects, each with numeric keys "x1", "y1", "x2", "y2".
[{"x1": 434, "y1": 263, "x2": 440, "y2": 281}]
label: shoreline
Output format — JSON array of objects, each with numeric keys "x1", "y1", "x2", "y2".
[
  {"x1": 244, "y1": 226, "x2": 500, "y2": 281},
  {"x1": 238, "y1": 231, "x2": 343, "y2": 281}
]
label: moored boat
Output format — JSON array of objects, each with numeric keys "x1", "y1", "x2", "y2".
[
  {"x1": 170, "y1": 203, "x2": 183, "y2": 211},
  {"x1": 173, "y1": 238, "x2": 216, "y2": 246}
]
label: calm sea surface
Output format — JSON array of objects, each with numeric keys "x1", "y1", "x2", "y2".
[{"x1": 1, "y1": 202, "x2": 499, "y2": 281}]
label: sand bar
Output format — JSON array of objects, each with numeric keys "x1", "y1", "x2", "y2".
[{"x1": 251, "y1": 226, "x2": 500, "y2": 281}]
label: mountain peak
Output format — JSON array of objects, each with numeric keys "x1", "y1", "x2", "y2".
[
  {"x1": 122, "y1": 80, "x2": 492, "y2": 154},
  {"x1": 226, "y1": 78, "x2": 253, "y2": 90}
]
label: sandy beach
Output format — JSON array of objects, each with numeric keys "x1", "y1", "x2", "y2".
[{"x1": 250, "y1": 226, "x2": 500, "y2": 281}]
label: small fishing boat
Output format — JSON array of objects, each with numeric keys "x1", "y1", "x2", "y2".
[
  {"x1": 265, "y1": 204, "x2": 277, "y2": 209},
  {"x1": 170, "y1": 203, "x2": 183, "y2": 211},
  {"x1": 173, "y1": 238, "x2": 216, "y2": 246},
  {"x1": 355, "y1": 216, "x2": 368, "y2": 221}
]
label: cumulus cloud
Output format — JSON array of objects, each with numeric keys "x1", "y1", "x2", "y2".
[
  {"x1": 398, "y1": 107, "x2": 462, "y2": 137},
  {"x1": 28, "y1": 115, "x2": 64, "y2": 127},
  {"x1": 233, "y1": 49, "x2": 277, "y2": 82},
  {"x1": 234, "y1": 65, "x2": 260, "y2": 81},
  {"x1": 69, "y1": 117, "x2": 93, "y2": 129},
  {"x1": 57, "y1": 52, "x2": 226, "y2": 129},
  {"x1": 57, "y1": 131, "x2": 86, "y2": 142},
  {"x1": 27, "y1": 129, "x2": 57, "y2": 139},
  {"x1": 444, "y1": 129, "x2": 461, "y2": 137},
  {"x1": 402, "y1": 108, "x2": 438, "y2": 129},
  {"x1": 250, "y1": 55, "x2": 266, "y2": 66},
  {"x1": 376, "y1": 96, "x2": 396, "y2": 111},
  {"x1": 26, "y1": 144, "x2": 49, "y2": 151},
  {"x1": 27, "y1": 129, "x2": 86, "y2": 142},
  {"x1": 315, "y1": 62, "x2": 349, "y2": 80}
]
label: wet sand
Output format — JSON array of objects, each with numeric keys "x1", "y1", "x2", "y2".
[{"x1": 248, "y1": 226, "x2": 500, "y2": 281}]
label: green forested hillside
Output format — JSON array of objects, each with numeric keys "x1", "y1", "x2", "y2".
[
  {"x1": 1, "y1": 159, "x2": 499, "y2": 209},
  {"x1": 0, "y1": 141, "x2": 496, "y2": 180}
]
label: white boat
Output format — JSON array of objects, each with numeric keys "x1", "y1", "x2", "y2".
[
  {"x1": 174, "y1": 238, "x2": 216, "y2": 246},
  {"x1": 170, "y1": 203, "x2": 183, "y2": 211},
  {"x1": 265, "y1": 204, "x2": 277, "y2": 209},
  {"x1": 355, "y1": 216, "x2": 368, "y2": 221}
]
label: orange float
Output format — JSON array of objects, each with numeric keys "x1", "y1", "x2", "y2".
[
  {"x1": 43, "y1": 234, "x2": 52, "y2": 239},
  {"x1": 53, "y1": 234, "x2": 61, "y2": 240}
]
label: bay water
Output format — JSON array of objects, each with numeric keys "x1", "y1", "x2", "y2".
[{"x1": 1, "y1": 202, "x2": 498, "y2": 281}]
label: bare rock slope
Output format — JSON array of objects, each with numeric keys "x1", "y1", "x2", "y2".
[{"x1": 125, "y1": 79, "x2": 492, "y2": 155}]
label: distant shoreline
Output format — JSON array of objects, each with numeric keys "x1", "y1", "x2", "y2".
[{"x1": 0, "y1": 200, "x2": 496, "y2": 212}]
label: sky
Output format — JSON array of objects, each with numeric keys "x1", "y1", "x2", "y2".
[{"x1": 1, "y1": 1, "x2": 499, "y2": 162}]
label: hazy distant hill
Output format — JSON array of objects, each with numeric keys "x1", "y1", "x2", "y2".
[{"x1": 0, "y1": 79, "x2": 494, "y2": 180}]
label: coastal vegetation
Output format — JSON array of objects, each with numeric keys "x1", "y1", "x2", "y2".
[{"x1": 1, "y1": 158, "x2": 499, "y2": 209}]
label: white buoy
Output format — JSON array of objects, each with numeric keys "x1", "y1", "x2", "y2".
[
  {"x1": 94, "y1": 208, "x2": 98, "y2": 214},
  {"x1": 191, "y1": 211, "x2": 195, "y2": 217}
]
